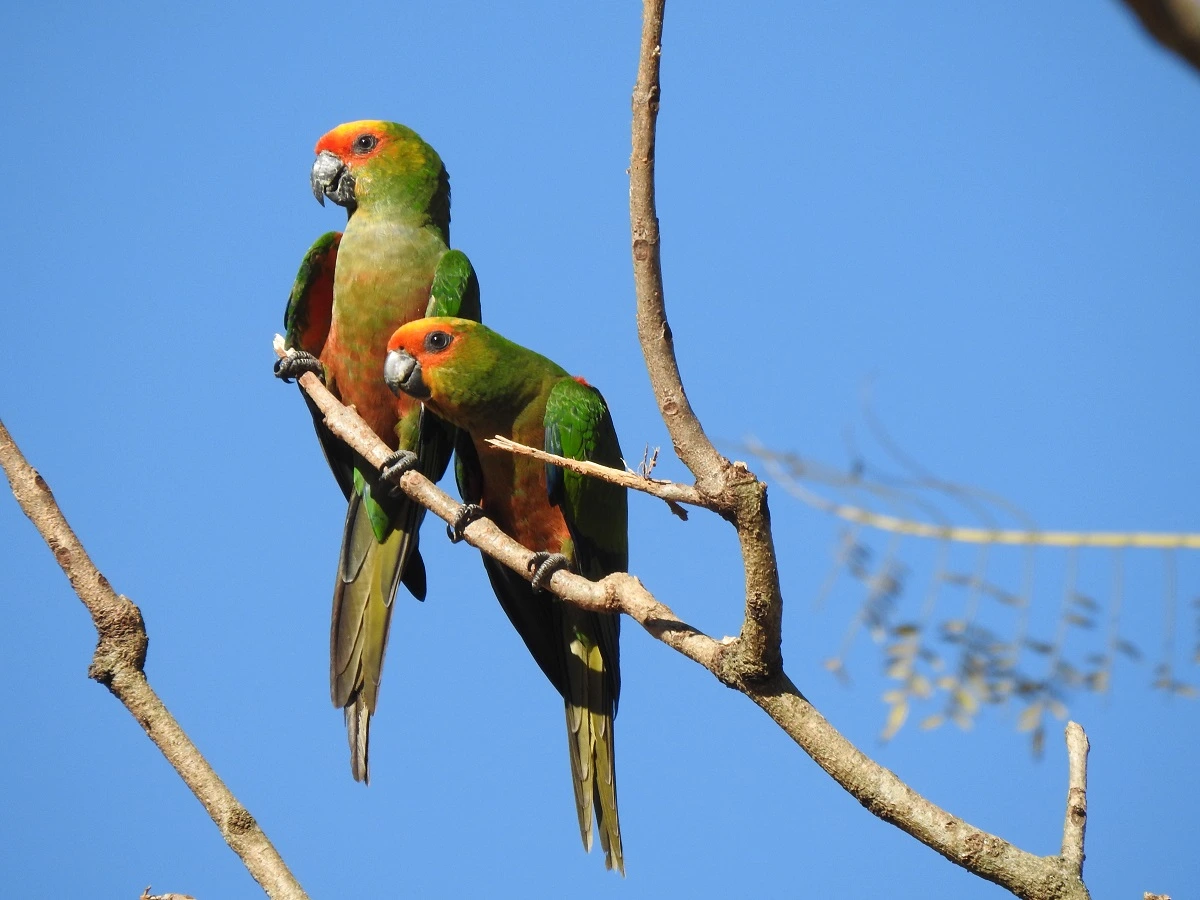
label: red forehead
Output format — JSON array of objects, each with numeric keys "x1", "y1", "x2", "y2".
[
  {"x1": 314, "y1": 120, "x2": 388, "y2": 159},
  {"x1": 387, "y1": 319, "x2": 441, "y2": 352}
]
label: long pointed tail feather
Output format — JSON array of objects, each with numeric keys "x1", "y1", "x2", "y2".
[
  {"x1": 565, "y1": 628, "x2": 624, "y2": 874},
  {"x1": 593, "y1": 703, "x2": 622, "y2": 873},
  {"x1": 346, "y1": 695, "x2": 371, "y2": 783},
  {"x1": 330, "y1": 491, "x2": 412, "y2": 782}
]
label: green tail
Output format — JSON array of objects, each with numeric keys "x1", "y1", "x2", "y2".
[
  {"x1": 329, "y1": 488, "x2": 415, "y2": 783},
  {"x1": 563, "y1": 610, "x2": 624, "y2": 874}
]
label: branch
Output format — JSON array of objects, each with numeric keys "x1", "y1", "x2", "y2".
[
  {"x1": 629, "y1": 0, "x2": 727, "y2": 493},
  {"x1": 484, "y1": 435, "x2": 702, "y2": 516},
  {"x1": 1061, "y1": 722, "x2": 1090, "y2": 876},
  {"x1": 0, "y1": 419, "x2": 308, "y2": 900},
  {"x1": 274, "y1": 339, "x2": 1090, "y2": 900},
  {"x1": 1120, "y1": 0, "x2": 1200, "y2": 74},
  {"x1": 630, "y1": 0, "x2": 785, "y2": 685},
  {"x1": 626, "y1": 2, "x2": 1089, "y2": 897}
]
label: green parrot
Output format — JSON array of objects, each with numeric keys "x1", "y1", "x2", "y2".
[
  {"x1": 276, "y1": 121, "x2": 481, "y2": 783},
  {"x1": 383, "y1": 316, "x2": 627, "y2": 873}
]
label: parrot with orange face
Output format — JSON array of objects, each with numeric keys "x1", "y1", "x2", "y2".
[
  {"x1": 383, "y1": 316, "x2": 627, "y2": 873},
  {"x1": 277, "y1": 121, "x2": 480, "y2": 783}
]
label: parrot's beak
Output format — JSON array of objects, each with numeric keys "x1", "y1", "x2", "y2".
[
  {"x1": 311, "y1": 150, "x2": 357, "y2": 211},
  {"x1": 384, "y1": 349, "x2": 430, "y2": 400}
]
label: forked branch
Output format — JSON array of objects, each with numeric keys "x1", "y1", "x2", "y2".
[
  {"x1": 625, "y1": 1, "x2": 1091, "y2": 896},
  {"x1": 630, "y1": 0, "x2": 784, "y2": 685}
]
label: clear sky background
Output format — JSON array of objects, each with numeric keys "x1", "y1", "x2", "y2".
[{"x1": 2, "y1": 3, "x2": 1197, "y2": 898}]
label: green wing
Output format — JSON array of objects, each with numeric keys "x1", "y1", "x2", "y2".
[
  {"x1": 544, "y1": 378, "x2": 629, "y2": 582},
  {"x1": 543, "y1": 377, "x2": 627, "y2": 873},
  {"x1": 285, "y1": 231, "x2": 340, "y2": 355},
  {"x1": 426, "y1": 249, "x2": 481, "y2": 321}
]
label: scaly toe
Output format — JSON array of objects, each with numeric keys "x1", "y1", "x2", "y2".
[
  {"x1": 528, "y1": 552, "x2": 570, "y2": 591},
  {"x1": 447, "y1": 503, "x2": 485, "y2": 543},
  {"x1": 274, "y1": 350, "x2": 324, "y2": 383}
]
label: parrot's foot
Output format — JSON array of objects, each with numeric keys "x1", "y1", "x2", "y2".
[
  {"x1": 380, "y1": 450, "x2": 419, "y2": 495},
  {"x1": 274, "y1": 350, "x2": 324, "y2": 383},
  {"x1": 446, "y1": 503, "x2": 484, "y2": 543},
  {"x1": 528, "y1": 552, "x2": 570, "y2": 592}
]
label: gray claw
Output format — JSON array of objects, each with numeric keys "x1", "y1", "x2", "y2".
[
  {"x1": 274, "y1": 351, "x2": 324, "y2": 383},
  {"x1": 380, "y1": 450, "x2": 419, "y2": 495},
  {"x1": 447, "y1": 503, "x2": 484, "y2": 543},
  {"x1": 528, "y1": 552, "x2": 570, "y2": 592}
]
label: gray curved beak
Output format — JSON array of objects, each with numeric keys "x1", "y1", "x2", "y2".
[
  {"x1": 384, "y1": 349, "x2": 430, "y2": 399},
  {"x1": 311, "y1": 150, "x2": 356, "y2": 210}
]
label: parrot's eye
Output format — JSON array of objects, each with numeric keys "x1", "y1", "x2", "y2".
[
  {"x1": 353, "y1": 134, "x2": 378, "y2": 154},
  {"x1": 425, "y1": 331, "x2": 452, "y2": 352}
]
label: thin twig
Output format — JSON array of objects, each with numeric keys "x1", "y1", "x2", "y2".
[
  {"x1": 484, "y1": 435, "x2": 704, "y2": 511},
  {"x1": 1061, "y1": 722, "x2": 1090, "y2": 875},
  {"x1": 0, "y1": 419, "x2": 308, "y2": 900}
]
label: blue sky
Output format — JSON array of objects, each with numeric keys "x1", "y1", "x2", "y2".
[{"x1": 2, "y1": 2, "x2": 1197, "y2": 897}]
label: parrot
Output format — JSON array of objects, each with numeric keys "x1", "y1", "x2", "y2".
[
  {"x1": 382, "y1": 316, "x2": 627, "y2": 873},
  {"x1": 276, "y1": 121, "x2": 481, "y2": 783}
]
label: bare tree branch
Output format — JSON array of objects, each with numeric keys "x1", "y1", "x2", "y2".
[
  {"x1": 274, "y1": 338, "x2": 1091, "y2": 900},
  {"x1": 1120, "y1": 0, "x2": 1200, "y2": 74},
  {"x1": 630, "y1": 0, "x2": 785, "y2": 686},
  {"x1": 0, "y1": 419, "x2": 308, "y2": 900},
  {"x1": 1061, "y1": 722, "x2": 1090, "y2": 876},
  {"x1": 629, "y1": 0, "x2": 727, "y2": 495},
  {"x1": 629, "y1": 2, "x2": 1089, "y2": 895}
]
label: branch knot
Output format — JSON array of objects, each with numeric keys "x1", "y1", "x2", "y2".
[{"x1": 88, "y1": 599, "x2": 149, "y2": 684}]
